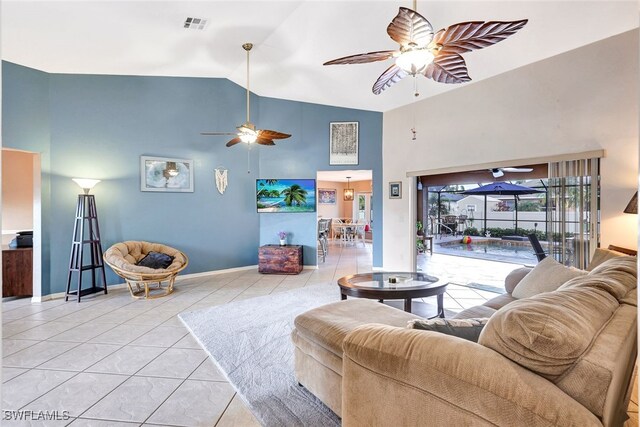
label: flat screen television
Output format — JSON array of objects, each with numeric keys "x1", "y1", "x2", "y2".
[{"x1": 256, "y1": 179, "x2": 316, "y2": 213}]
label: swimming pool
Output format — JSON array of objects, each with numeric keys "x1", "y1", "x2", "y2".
[{"x1": 437, "y1": 240, "x2": 538, "y2": 264}]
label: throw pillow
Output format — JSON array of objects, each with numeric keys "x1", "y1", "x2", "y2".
[
  {"x1": 511, "y1": 256, "x2": 586, "y2": 299},
  {"x1": 136, "y1": 251, "x2": 174, "y2": 269},
  {"x1": 587, "y1": 248, "x2": 628, "y2": 271},
  {"x1": 478, "y1": 285, "x2": 618, "y2": 381},
  {"x1": 408, "y1": 318, "x2": 489, "y2": 342}
]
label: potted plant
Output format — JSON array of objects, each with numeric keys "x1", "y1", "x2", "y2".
[
  {"x1": 416, "y1": 221, "x2": 424, "y2": 236},
  {"x1": 278, "y1": 231, "x2": 287, "y2": 246}
]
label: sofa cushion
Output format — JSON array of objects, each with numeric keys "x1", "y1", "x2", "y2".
[
  {"x1": 482, "y1": 293, "x2": 517, "y2": 310},
  {"x1": 293, "y1": 299, "x2": 418, "y2": 357},
  {"x1": 452, "y1": 304, "x2": 496, "y2": 319},
  {"x1": 587, "y1": 248, "x2": 628, "y2": 271},
  {"x1": 408, "y1": 318, "x2": 489, "y2": 342},
  {"x1": 511, "y1": 257, "x2": 586, "y2": 299},
  {"x1": 560, "y1": 256, "x2": 637, "y2": 302},
  {"x1": 479, "y1": 284, "x2": 619, "y2": 382}
]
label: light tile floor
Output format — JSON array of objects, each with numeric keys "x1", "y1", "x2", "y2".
[{"x1": 1, "y1": 241, "x2": 635, "y2": 426}]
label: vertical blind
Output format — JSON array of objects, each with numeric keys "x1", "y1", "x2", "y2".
[{"x1": 546, "y1": 158, "x2": 600, "y2": 269}]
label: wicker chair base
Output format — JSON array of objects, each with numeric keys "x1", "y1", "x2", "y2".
[{"x1": 125, "y1": 275, "x2": 177, "y2": 299}]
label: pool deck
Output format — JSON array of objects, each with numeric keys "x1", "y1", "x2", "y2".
[{"x1": 416, "y1": 251, "x2": 525, "y2": 290}]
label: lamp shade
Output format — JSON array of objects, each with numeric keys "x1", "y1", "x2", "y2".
[
  {"x1": 72, "y1": 178, "x2": 101, "y2": 194},
  {"x1": 624, "y1": 191, "x2": 638, "y2": 214}
]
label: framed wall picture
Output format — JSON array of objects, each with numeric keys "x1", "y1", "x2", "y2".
[
  {"x1": 140, "y1": 156, "x2": 194, "y2": 192},
  {"x1": 256, "y1": 179, "x2": 316, "y2": 213},
  {"x1": 389, "y1": 182, "x2": 402, "y2": 199},
  {"x1": 318, "y1": 188, "x2": 337, "y2": 204},
  {"x1": 329, "y1": 121, "x2": 359, "y2": 165}
]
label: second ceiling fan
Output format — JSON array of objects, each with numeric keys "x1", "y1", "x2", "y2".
[
  {"x1": 201, "y1": 43, "x2": 291, "y2": 147},
  {"x1": 324, "y1": 1, "x2": 528, "y2": 95}
]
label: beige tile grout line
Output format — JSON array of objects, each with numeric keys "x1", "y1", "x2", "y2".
[
  {"x1": 70, "y1": 275, "x2": 257, "y2": 425},
  {"x1": 6, "y1": 276, "x2": 237, "y2": 420},
  {"x1": 2, "y1": 244, "x2": 372, "y2": 425}
]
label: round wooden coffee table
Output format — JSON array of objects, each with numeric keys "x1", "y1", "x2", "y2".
[{"x1": 338, "y1": 272, "x2": 447, "y2": 317}]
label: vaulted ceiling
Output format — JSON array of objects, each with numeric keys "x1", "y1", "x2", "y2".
[{"x1": 1, "y1": 1, "x2": 637, "y2": 112}]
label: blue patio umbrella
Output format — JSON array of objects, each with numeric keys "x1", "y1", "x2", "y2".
[
  {"x1": 462, "y1": 181, "x2": 544, "y2": 196},
  {"x1": 462, "y1": 182, "x2": 544, "y2": 233}
]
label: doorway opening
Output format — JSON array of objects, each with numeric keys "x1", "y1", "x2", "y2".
[
  {"x1": 2, "y1": 148, "x2": 42, "y2": 300},
  {"x1": 416, "y1": 161, "x2": 600, "y2": 272},
  {"x1": 317, "y1": 170, "x2": 373, "y2": 267}
]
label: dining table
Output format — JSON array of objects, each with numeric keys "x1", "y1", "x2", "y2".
[{"x1": 332, "y1": 222, "x2": 357, "y2": 244}]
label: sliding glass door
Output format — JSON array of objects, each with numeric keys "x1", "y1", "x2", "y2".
[{"x1": 547, "y1": 158, "x2": 600, "y2": 269}]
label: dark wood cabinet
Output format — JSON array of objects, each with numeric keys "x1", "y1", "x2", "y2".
[
  {"x1": 259, "y1": 245, "x2": 303, "y2": 274},
  {"x1": 3, "y1": 247, "x2": 33, "y2": 297}
]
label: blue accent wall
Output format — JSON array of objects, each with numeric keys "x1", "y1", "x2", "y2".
[
  {"x1": 257, "y1": 97, "x2": 383, "y2": 266},
  {"x1": 2, "y1": 62, "x2": 53, "y2": 294},
  {"x1": 2, "y1": 61, "x2": 383, "y2": 296}
]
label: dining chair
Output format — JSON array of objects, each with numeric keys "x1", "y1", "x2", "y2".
[
  {"x1": 332, "y1": 218, "x2": 344, "y2": 241},
  {"x1": 353, "y1": 223, "x2": 366, "y2": 247},
  {"x1": 317, "y1": 219, "x2": 330, "y2": 262}
]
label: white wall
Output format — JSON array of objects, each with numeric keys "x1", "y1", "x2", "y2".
[{"x1": 383, "y1": 30, "x2": 639, "y2": 270}]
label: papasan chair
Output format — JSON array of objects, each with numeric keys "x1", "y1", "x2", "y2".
[{"x1": 104, "y1": 241, "x2": 188, "y2": 299}]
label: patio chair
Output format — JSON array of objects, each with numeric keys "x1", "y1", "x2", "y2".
[
  {"x1": 457, "y1": 215, "x2": 468, "y2": 235},
  {"x1": 440, "y1": 215, "x2": 458, "y2": 237},
  {"x1": 527, "y1": 233, "x2": 547, "y2": 262}
]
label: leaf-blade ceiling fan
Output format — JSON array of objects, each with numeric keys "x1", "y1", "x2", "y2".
[
  {"x1": 201, "y1": 43, "x2": 291, "y2": 147},
  {"x1": 324, "y1": 2, "x2": 527, "y2": 95},
  {"x1": 490, "y1": 167, "x2": 533, "y2": 178}
]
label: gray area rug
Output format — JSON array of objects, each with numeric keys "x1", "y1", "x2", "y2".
[{"x1": 179, "y1": 284, "x2": 342, "y2": 427}]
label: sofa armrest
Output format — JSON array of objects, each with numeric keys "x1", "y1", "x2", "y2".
[
  {"x1": 504, "y1": 266, "x2": 532, "y2": 294},
  {"x1": 342, "y1": 324, "x2": 601, "y2": 427}
]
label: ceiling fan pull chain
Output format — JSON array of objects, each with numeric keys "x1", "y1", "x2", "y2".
[
  {"x1": 244, "y1": 43, "x2": 252, "y2": 123},
  {"x1": 411, "y1": 86, "x2": 417, "y2": 141}
]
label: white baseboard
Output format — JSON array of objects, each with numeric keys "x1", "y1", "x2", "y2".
[
  {"x1": 31, "y1": 264, "x2": 311, "y2": 302},
  {"x1": 179, "y1": 265, "x2": 258, "y2": 279},
  {"x1": 32, "y1": 283, "x2": 128, "y2": 303}
]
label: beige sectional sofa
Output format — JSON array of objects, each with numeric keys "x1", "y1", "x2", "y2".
[{"x1": 292, "y1": 250, "x2": 637, "y2": 426}]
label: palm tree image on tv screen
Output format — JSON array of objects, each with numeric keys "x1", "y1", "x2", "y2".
[{"x1": 256, "y1": 179, "x2": 317, "y2": 213}]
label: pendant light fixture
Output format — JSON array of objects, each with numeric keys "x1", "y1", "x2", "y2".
[{"x1": 344, "y1": 176, "x2": 355, "y2": 201}]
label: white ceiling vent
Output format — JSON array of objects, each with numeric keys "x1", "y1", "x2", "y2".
[{"x1": 183, "y1": 17, "x2": 208, "y2": 30}]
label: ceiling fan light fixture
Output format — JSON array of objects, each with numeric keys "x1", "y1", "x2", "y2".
[
  {"x1": 239, "y1": 133, "x2": 257, "y2": 144},
  {"x1": 395, "y1": 48, "x2": 434, "y2": 74},
  {"x1": 201, "y1": 42, "x2": 291, "y2": 147}
]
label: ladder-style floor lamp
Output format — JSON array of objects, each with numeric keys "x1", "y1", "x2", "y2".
[{"x1": 65, "y1": 178, "x2": 108, "y2": 302}]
